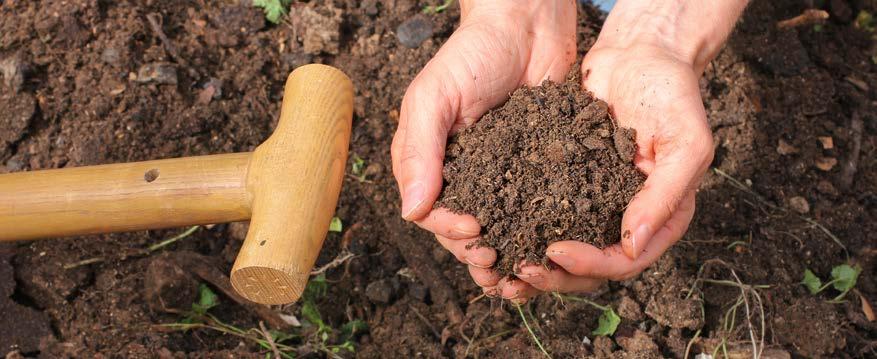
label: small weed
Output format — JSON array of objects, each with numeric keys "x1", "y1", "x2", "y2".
[
  {"x1": 801, "y1": 263, "x2": 861, "y2": 302},
  {"x1": 423, "y1": 0, "x2": 454, "y2": 14},
  {"x1": 554, "y1": 293, "x2": 620, "y2": 336},
  {"x1": 855, "y1": 10, "x2": 875, "y2": 32},
  {"x1": 253, "y1": 0, "x2": 293, "y2": 24},
  {"x1": 329, "y1": 217, "x2": 343, "y2": 233},
  {"x1": 164, "y1": 274, "x2": 367, "y2": 357}
]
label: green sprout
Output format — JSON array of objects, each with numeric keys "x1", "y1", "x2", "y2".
[
  {"x1": 801, "y1": 264, "x2": 861, "y2": 302},
  {"x1": 329, "y1": 217, "x2": 343, "y2": 233},
  {"x1": 423, "y1": 0, "x2": 454, "y2": 14},
  {"x1": 350, "y1": 154, "x2": 368, "y2": 182},
  {"x1": 253, "y1": 0, "x2": 293, "y2": 24}
]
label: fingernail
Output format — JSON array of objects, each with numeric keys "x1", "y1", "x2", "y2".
[
  {"x1": 547, "y1": 250, "x2": 575, "y2": 268},
  {"x1": 632, "y1": 224, "x2": 652, "y2": 259},
  {"x1": 401, "y1": 182, "x2": 425, "y2": 219},
  {"x1": 452, "y1": 221, "x2": 480, "y2": 237}
]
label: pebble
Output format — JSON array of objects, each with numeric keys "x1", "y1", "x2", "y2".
[
  {"x1": 396, "y1": 16, "x2": 434, "y2": 48},
  {"x1": 789, "y1": 196, "x2": 810, "y2": 214},
  {"x1": 101, "y1": 47, "x2": 121, "y2": 65},
  {"x1": 135, "y1": 62, "x2": 178, "y2": 85},
  {"x1": 0, "y1": 56, "x2": 26, "y2": 92},
  {"x1": 365, "y1": 278, "x2": 397, "y2": 304},
  {"x1": 776, "y1": 139, "x2": 798, "y2": 155},
  {"x1": 5, "y1": 158, "x2": 23, "y2": 172}
]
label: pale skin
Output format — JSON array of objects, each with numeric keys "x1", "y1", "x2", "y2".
[{"x1": 391, "y1": 0, "x2": 750, "y2": 302}]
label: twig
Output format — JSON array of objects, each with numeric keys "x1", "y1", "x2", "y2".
[
  {"x1": 63, "y1": 257, "x2": 105, "y2": 270},
  {"x1": 409, "y1": 305, "x2": 441, "y2": 339},
  {"x1": 310, "y1": 251, "x2": 356, "y2": 276},
  {"x1": 776, "y1": 9, "x2": 829, "y2": 29},
  {"x1": 517, "y1": 304, "x2": 551, "y2": 359},
  {"x1": 840, "y1": 112, "x2": 863, "y2": 188},
  {"x1": 259, "y1": 321, "x2": 283, "y2": 359},
  {"x1": 146, "y1": 13, "x2": 198, "y2": 78}
]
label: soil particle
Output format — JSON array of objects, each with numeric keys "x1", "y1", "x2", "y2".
[
  {"x1": 0, "y1": 92, "x2": 35, "y2": 158},
  {"x1": 644, "y1": 287, "x2": 704, "y2": 330},
  {"x1": 365, "y1": 278, "x2": 399, "y2": 304},
  {"x1": 144, "y1": 256, "x2": 198, "y2": 313},
  {"x1": 0, "y1": 57, "x2": 26, "y2": 92},
  {"x1": 617, "y1": 295, "x2": 645, "y2": 321},
  {"x1": 396, "y1": 16, "x2": 434, "y2": 48},
  {"x1": 788, "y1": 195, "x2": 810, "y2": 214},
  {"x1": 0, "y1": 248, "x2": 53, "y2": 354},
  {"x1": 615, "y1": 330, "x2": 661, "y2": 358},
  {"x1": 135, "y1": 62, "x2": 179, "y2": 85},
  {"x1": 438, "y1": 78, "x2": 645, "y2": 276},
  {"x1": 773, "y1": 297, "x2": 846, "y2": 357},
  {"x1": 291, "y1": 3, "x2": 343, "y2": 55}
]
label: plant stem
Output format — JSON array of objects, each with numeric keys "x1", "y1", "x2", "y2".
[
  {"x1": 148, "y1": 225, "x2": 200, "y2": 252},
  {"x1": 557, "y1": 294, "x2": 610, "y2": 311},
  {"x1": 516, "y1": 304, "x2": 551, "y2": 359}
]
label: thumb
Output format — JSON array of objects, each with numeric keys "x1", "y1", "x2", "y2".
[
  {"x1": 392, "y1": 66, "x2": 458, "y2": 221},
  {"x1": 620, "y1": 119, "x2": 713, "y2": 260}
]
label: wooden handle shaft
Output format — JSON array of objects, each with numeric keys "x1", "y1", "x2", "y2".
[
  {"x1": 0, "y1": 153, "x2": 252, "y2": 241},
  {"x1": 230, "y1": 64, "x2": 354, "y2": 304}
]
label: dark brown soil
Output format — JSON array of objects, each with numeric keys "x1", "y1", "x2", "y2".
[
  {"x1": 0, "y1": 0, "x2": 875, "y2": 358},
  {"x1": 438, "y1": 78, "x2": 644, "y2": 276}
]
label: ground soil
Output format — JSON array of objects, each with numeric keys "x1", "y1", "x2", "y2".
[
  {"x1": 438, "y1": 78, "x2": 644, "y2": 277},
  {"x1": 0, "y1": 0, "x2": 875, "y2": 358}
]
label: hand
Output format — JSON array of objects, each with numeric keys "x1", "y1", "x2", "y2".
[
  {"x1": 390, "y1": 0, "x2": 576, "y2": 301},
  {"x1": 515, "y1": 42, "x2": 714, "y2": 295}
]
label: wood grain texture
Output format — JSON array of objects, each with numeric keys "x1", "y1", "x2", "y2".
[
  {"x1": 0, "y1": 153, "x2": 252, "y2": 241},
  {"x1": 230, "y1": 64, "x2": 353, "y2": 304}
]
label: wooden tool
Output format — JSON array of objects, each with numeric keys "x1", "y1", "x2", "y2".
[{"x1": 0, "y1": 64, "x2": 354, "y2": 305}]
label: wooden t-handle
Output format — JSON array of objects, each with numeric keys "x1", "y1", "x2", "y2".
[
  {"x1": 0, "y1": 64, "x2": 353, "y2": 305},
  {"x1": 230, "y1": 65, "x2": 353, "y2": 304}
]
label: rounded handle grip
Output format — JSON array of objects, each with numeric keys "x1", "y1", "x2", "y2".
[{"x1": 230, "y1": 64, "x2": 353, "y2": 304}]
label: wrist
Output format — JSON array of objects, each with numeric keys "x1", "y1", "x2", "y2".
[{"x1": 593, "y1": 0, "x2": 749, "y2": 75}]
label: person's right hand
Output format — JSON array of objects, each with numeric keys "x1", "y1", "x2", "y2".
[{"x1": 391, "y1": 0, "x2": 577, "y2": 301}]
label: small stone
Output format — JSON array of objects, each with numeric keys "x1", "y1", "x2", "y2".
[
  {"x1": 396, "y1": 16, "x2": 434, "y2": 48},
  {"x1": 5, "y1": 159, "x2": 23, "y2": 172},
  {"x1": 816, "y1": 180, "x2": 838, "y2": 195},
  {"x1": 101, "y1": 47, "x2": 121, "y2": 65},
  {"x1": 789, "y1": 196, "x2": 810, "y2": 214},
  {"x1": 0, "y1": 56, "x2": 26, "y2": 92},
  {"x1": 777, "y1": 139, "x2": 798, "y2": 155},
  {"x1": 408, "y1": 283, "x2": 429, "y2": 302},
  {"x1": 582, "y1": 136, "x2": 607, "y2": 150},
  {"x1": 135, "y1": 62, "x2": 178, "y2": 85},
  {"x1": 365, "y1": 279, "x2": 396, "y2": 304},
  {"x1": 815, "y1": 157, "x2": 837, "y2": 171},
  {"x1": 817, "y1": 136, "x2": 833, "y2": 149}
]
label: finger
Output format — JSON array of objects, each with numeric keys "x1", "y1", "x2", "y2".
[
  {"x1": 517, "y1": 265, "x2": 604, "y2": 293},
  {"x1": 395, "y1": 66, "x2": 457, "y2": 221},
  {"x1": 414, "y1": 208, "x2": 481, "y2": 239},
  {"x1": 547, "y1": 191, "x2": 696, "y2": 280},
  {"x1": 435, "y1": 234, "x2": 496, "y2": 268},
  {"x1": 620, "y1": 108, "x2": 713, "y2": 260},
  {"x1": 484, "y1": 277, "x2": 540, "y2": 301},
  {"x1": 468, "y1": 265, "x2": 501, "y2": 288}
]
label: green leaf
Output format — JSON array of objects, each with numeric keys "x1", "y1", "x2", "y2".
[
  {"x1": 329, "y1": 217, "x2": 343, "y2": 233},
  {"x1": 253, "y1": 0, "x2": 292, "y2": 24},
  {"x1": 591, "y1": 308, "x2": 621, "y2": 336},
  {"x1": 802, "y1": 269, "x2": 823, "y2": 294},
  {"x1": 341, "y1": 319, "x2": 369, "y2": 341},
  {"x1": 304, "y1": 273, "x2": 328, "y2": 301},
  {"x1": 830, "y1": 264, "x2": 860, "y2": 292},
  {"x1": 352, "y1": 154, "x2": 365, "y2": 176},
  {"x1": 192, "y1": 284, "x2": 219, "y2": 314},
  {"x1": 855, "y1": 10, "x2": 875, "y2": 32},
  {"x1": 301, "y1": 299, "x2": 329, "y2": 333}
]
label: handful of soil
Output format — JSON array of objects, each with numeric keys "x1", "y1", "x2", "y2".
[{"x1": 437, "y1": 78, "x2": 646, "y2": 277}]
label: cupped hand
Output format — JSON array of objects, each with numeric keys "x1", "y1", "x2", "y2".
[
  {"x1": 515, "y1": 42, "x2": 715, "y2": 295},
  {"x1": 390, "y1": 0, "x2": 576, "y2": 301}
]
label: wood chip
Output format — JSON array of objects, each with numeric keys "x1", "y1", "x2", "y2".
[
  {"x1": 815, "y1": 157, "x2": 837, "y2": 171},
  {"x1": 857, "y1": 290, "x2": 875, "y2": 322},
  {"x1": 777, "y1": 9, "x2": 829, "y2": 29},
  {"x1": 817, "y1": 136, "x2": 834, "y2": 149},
  {"x1": 777, "y1": 139, "x2": 798, "y2": 155},
  {"x1": 845, "y1": 76, "x2": 869, "y2": 92}
]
